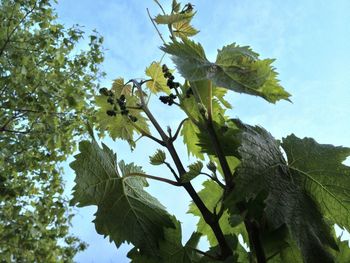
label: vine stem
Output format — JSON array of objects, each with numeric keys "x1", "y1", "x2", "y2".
[
  {"x1": 191, "y1": 82, "x2": 234, "y2": 189},
  {"x1": 191, "y1": 81, "x2": 266, "y2": 262},
  {"x1": 131, "y1": 79, "x2": 233, "y2": 259}
]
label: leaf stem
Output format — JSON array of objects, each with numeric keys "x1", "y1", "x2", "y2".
[
  {"x1": 125, "y1": 172, "x2": 181, "y2": 186},
  {"x1": 191, "y1": 82, "x2": 234, "y2": 189},
  {"x1": 131, "y1": 121, "x2": 165, "y2": 146}
]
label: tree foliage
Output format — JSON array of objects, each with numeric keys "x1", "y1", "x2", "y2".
[
  {"x1": 0, "y1": 0, "x2": 103, "y2": 261},
  {"x1": 69, "y1": 1, "x2": 350, "y2": 262}
]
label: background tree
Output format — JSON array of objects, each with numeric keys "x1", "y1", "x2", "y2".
[
  {"x1": 0, "y1": 0, "x2": 103, "y2": 261},
  {"x1": 70, "y1": 1, "x2": 350, "y2": 262}
]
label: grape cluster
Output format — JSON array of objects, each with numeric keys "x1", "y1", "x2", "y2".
[
  {"x1": 162, "y1": 64, "x2": 180, "y2": 90},
  {"x1": 159, "y1": 64, "x2": 180, "y2": 106},
  {"x1": 98, "y1": 88, "x2": 137, "y2": 122},
  {"x1": 159, "y1": 93, "x2": 177, "y2": 106}
]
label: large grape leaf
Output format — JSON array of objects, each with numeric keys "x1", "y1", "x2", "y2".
[
  {"x1": 228, "y1": 120, "x2": 338, "y2": 263},
  {"x1": 70, "y1": 139, "x2": 174, "y2": 254},
  {"x1": 161, "y1": 40, "x2": 290, "y2": 103},
  {"x1": 281, "y1": 134, "x2": 350, "y2": 230}
]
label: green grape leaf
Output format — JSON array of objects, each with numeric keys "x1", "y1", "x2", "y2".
[
  {"x1": 161, "y1": 41, "x2": 290, "y2": 103},
  {"x1": 181, "y1": 119, "x2": 204, "y2": 160},
  {"x1": 149, "y1": 149, "x2": 166, "y2": 166},
  {"x1": 154, "y1": 12, "x2": 194, "y2": 25},
  {"x1": 333, "y1": 238, "x2": 350, "y2": 262},
  {"x1": 197, "y1": 120, "x2": 240, "y2": 156},
  {"x1": 281, "y1": 134, "x2": 350, "y2": 230},
  {"x1": 188, "y1": 180, "x2": 248, "y2": 246},
  {"x1": 172, "y1": 0, "x2": 181, "y2": 13},
  {"x1": 145, "y1": 62, "x2": 171, "y2": 94},
  {"x1": 173, "y1": 19, "x2": 199, "y2": 39},
  {"x1": 161, "y1": 39, "x2": 211, "y2": 81},
  {"x1": 181, "y1": 161, "x2": 203, "y2": 183},
  {"x1": 70, "y1": 139, "x2": 174, "y2": 254},
  {"x1": 111, "y1": 78, "x2": 132, "y2": 97},
  {"x1": 95, "y1": 78, "x2": 149, "y2": 147},
  {"x1": 228, "y1": 120, "x2": 338, "y2": 263},
  {"x1": 128, "y1": 217, "x2": 202, "y2": 262}
]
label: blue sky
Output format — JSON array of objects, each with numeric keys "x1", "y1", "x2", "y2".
[{"x1": 56, "y1": 1, "x2": 350, "y2": 262}]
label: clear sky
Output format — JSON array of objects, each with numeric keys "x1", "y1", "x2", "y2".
[{"x1": 55, "y1": 1, "x2": 350, "y2": 262}]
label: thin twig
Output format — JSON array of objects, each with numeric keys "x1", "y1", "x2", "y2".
[
  {"x1": 0, "y1": 1, "x2": 38, "y2": 57},
  {"x1": 199, "y1": 172, "x2": 225, "y2": 189},
  {"x1": 164, "y1": 161, "x2": 180, "y2": 181},
  {"x1": 153, "y1": 0, "x2": 166, "y2": 15},
  {"x1": 146, "y1": 8, "x2": 166, "y2": 44},
  {"x1": 171, "y1": 118, "x2": 188, "y2": 142}
]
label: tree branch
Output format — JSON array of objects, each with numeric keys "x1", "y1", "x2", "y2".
[{"x1": 0, "y1": 1, "x2": 37, "y2": 58}]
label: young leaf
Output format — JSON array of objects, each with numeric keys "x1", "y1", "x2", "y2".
[
  {"x1": 154, "y1": 12, "x2": 194, "y2": 25},
  {"x1": 172, "y1": 0, "x2": 181, "y2": 13},
  {"x1": 70, "y1": 139, "x2": 174, "y2": 254},
  {"x1": 149, "y1": 149, "x2": 166, "y2": 165},
  {"x1": 281, "y1": 134, "x2": 350, "y2": 230},
  {"x1": 145, "y1": 62, "x2": 171, "y2": 94},
  {"x1": 173, "y1": 19, "x2": 199, "y2": 39},
  {"x1": 181, "y1": 161, "x2": 203, "y2": 183}
]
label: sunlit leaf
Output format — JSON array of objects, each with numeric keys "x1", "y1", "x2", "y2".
[{"x1": 145, "y1": 62, "x2": 171, "y2": 94}]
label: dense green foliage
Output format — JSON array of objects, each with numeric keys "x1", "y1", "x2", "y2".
[
  {"x1": 68, "y1": 1, "x2": 349, "y2": 262},
  {"x1": 0, "y1": 0, "x2": 103, "y2": 261}
]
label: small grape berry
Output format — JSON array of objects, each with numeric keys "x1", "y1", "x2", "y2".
[
  {"x1": 121, "y1": 109, "x2": 129, "y2": 115},
  {"x1": 107, "y1": 97, "x2": 114, "y2": 105},
  {"x1": 129, "y1": 115, "x2": 138, "y2": 122},
  {"x1": 99, "y1": 88, "x2": 109, "y2": 96},
  {"x1": 106, "y1": 110, "x2": 116, "y2": 116}
]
